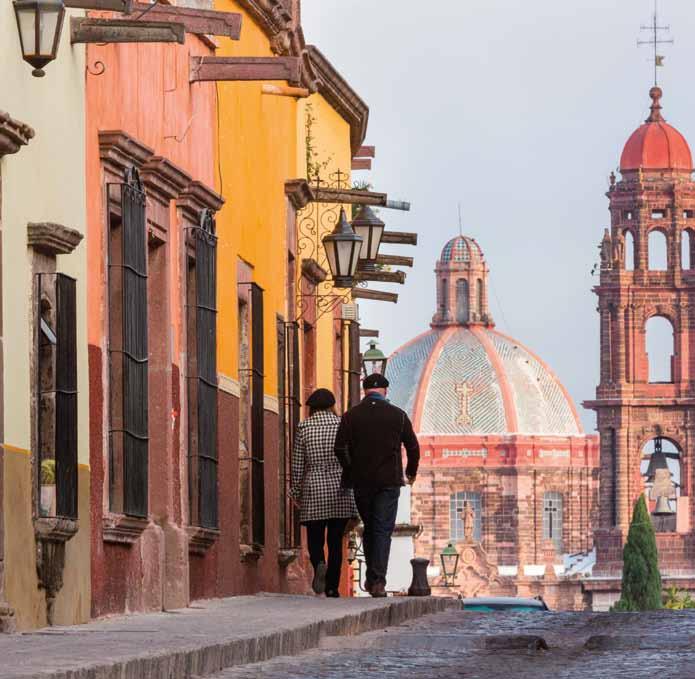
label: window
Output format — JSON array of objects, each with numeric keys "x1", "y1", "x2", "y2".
[
  {"x1": 624, "y1": 210, "x2": 633, "y2": 221},
  {"x1": 624, "y1": 230, "x2": 635, "y2": 271},
  {"x1": 440, "y1": 278, "x2": 448, "y2": 316},
  {"x1": 542, "y1": 492, "x2": 563, "y2": 552},
  {"x1": 683, "y1": 230, "x2": 694, "y2": 270},
  {"x1": 476, "y1": 278, "x2": 483, "y2": 317},
  {"x1": 456, "y1": 279, "x2": 469, "y2": 324},
  {"x1": 652, "y1": 209, "x2": 666, "y2": 220},
  {"x1": 646, "y1": 316, "x2": 674, "y2": 383},
  {"x1": 685, "y1": 210, "x2": 695, "y2": 220},
  {"x1": 108, "y1": 168, "x2": 148, "y2": 518},
  {"x1": 36, "y1": 273, "x2": 78, "y2": 519},
  {"x1": 187, "y1": 210, "x2": 218, "y2": 529},
  {"x1": 648, "y1": 230, "x2": 668, "y2": 270},
  {"x1": 450, "y1": 491, "x2": 481, "y2": 541}
]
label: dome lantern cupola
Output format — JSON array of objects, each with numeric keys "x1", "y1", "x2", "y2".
[{"x1": 432, "y1": 235, "x2": 493, "y2": 327}]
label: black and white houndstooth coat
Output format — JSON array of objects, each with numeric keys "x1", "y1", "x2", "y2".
[{"x1": 290, "y1": 410, "x2": 358, "y2": 524}]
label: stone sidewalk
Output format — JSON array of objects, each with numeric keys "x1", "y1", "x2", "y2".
[{"x1": 0, "y1": 594, "x2": 451, "y2": 679}]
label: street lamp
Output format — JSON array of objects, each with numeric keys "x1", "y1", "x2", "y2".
[
  {"x1": 352, "y1": 205, "x2": 385, "y2": 265},
  {"x1": 440, "y1": 542, "x2": 460, "y2": 587},
  {"x1": 13, "y1": 0, "x2": 65, "y2": 77},
  {"x1": 322, "y1": 207, "x2": 363, "y2": 289},
  {"x1": 362, "y1": 340, "x2": 387, "y2": 377}
]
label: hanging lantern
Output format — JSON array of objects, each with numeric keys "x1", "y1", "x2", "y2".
[
  {"x1": 322, "y1": 208, "x2": 363, "y2": 289},
  {"x1": 13, "y1": 0, "x2": 65, "y2": 77},
  {"x1": 440, "y1": 542, "x2": 460, "y2": 587},
  {"x1": 352, "y1": 205, "x2": 385, "y2": 264},
  {"x1": 362, "y1": 340, "x2": 388, "y2": 377}
]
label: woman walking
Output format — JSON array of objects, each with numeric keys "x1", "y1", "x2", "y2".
[{"x1": 291, "y1": 388, "x2": 358, "y2": 597}]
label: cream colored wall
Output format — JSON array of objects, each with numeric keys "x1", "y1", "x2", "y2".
[{"x1": 1, "y1": 6, "x2": 90, "y2": 629}]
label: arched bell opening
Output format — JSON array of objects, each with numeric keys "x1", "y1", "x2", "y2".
[{"x1": 640, "y1": 436, "x2": 682, "y2": 532}]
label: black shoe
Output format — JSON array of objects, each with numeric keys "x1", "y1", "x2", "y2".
[
  {"x1": 370, "y1": 582, "x2": 387, "y2": 598},
  {"x1": 312, "y1": 563, "x2": 327, "y2": 595},
  {"x1": 325, "y1": 589, "x2": 340, "y2": 598}
]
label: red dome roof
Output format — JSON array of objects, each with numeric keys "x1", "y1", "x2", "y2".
[{"x1": 620, "y1": 87, "x2": 692, "y2": 172}]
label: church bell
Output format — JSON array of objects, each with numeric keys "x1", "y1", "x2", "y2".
[
  {"x1": 653, "y1": 495, "x2": 675, "y2": 516},
  {"x1": 645, "y1": 437, "x2": 670, "y2": 482}
]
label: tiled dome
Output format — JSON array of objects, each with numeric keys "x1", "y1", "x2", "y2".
[
  {"x1": 386, "y1": 326, "x2": 582, "y2": 436},
  {"x1": 440, "y1": 235, "x2": 483, "y2": 266}
]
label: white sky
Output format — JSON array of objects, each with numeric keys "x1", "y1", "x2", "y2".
[{"x1": 302, "y1": 1, "x2": 695, "y2": 431}]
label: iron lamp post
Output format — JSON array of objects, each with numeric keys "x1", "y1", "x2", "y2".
[
  {"x1": 440, "y1": 542, "x2": 460, "y2": 587},
  {"x1": 13, "y1": 0, "x2": 65, "y2": 77},
  {"x1": 352, "y1": 205, "x2": 385, "y2": 266},
  {"x1": 322, "y1": 207, "x2": 363, "y2": 289},
  {"x1": 362, "y1": 340, "x2": 387, "y2": 377}
]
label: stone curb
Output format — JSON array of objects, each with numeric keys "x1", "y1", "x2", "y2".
[{"x1": 16, "y1": 598, "x2": 451, "y2": 679}]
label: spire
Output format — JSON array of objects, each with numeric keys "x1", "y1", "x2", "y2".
[{"x1": 646, "y1": 86, "x2": 664, "y2": 123}]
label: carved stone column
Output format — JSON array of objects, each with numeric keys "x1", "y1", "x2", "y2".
[{"x1": 0, "y1": 110, "x2": 35, "y2": 633}]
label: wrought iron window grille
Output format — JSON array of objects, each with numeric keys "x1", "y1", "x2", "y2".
[
  {"x1": 296, "y1": 170, "x2": 368, "y2": 322},
  {"x1": 107, "y1": 166, "x2": 149, "y2": 519}
]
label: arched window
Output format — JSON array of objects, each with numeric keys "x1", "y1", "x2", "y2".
[
  {"x1": 450, "y1": 491, "x2": 481, "y2": 541},
  {"x1": 648, "y1": 230, "x2": 668, "y2": 270},
  {"x1": 542, "y1": 492, "x2": 563, "y2": 552},
  {"x1": 456, "y1": 279, "x2": 469, "y2": 324},
  {"x1": 640, "y1": 437, "x2": 680, "y2": 532},
  {"x1": 476, "y1": 278, "x2": 483, "y2": 317},
  {"x1": 441, "y1": 278, "x2": 448, "y2": 315},
  {"x1": 646, "y1": 316, "x2": 675, "y2": 383},
  {"x1": 682, "y1": 230, "x2": 694, "y2": 270},
  {"x1": 624, "y1": 230, "x2": 635, "y2": 271}
]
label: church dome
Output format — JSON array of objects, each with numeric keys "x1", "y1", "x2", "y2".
[
  {"x1": 440, "y1": 235, "x2": 483, "y2": 266},
  {"x1": 620, "y1": 87, "x2": 692, "y2": 172},
  {"x1": 386, "y1": 326, "x2": 582, "y2": 436}
]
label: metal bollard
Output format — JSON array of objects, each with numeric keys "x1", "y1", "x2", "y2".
[{"x1": 408, "y1": 557, "x2": 431, "y2": 596}]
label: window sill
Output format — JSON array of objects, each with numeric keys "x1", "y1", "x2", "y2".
[
  {"x1": 187, "y1": 525, "x2": 220, "y2": 555},
  {"x1": 240, "y1": 543, "x2": 263, "y2": 563},
  {"x1": 34, "y1": 516, "x2": 79, "y2": 543},
  {"x1": 102, "y1": 513, "x2": 149, "y2": 545},
  {"x1": 278, "y1": 548, "x2": 299, "y2": 567}
]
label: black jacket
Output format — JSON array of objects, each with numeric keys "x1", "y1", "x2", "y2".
[{"x1": 334, "y1": 396, "x2": 420, "y2": 489}]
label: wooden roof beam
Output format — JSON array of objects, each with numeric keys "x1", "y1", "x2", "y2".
[
  {"x1": 356, "y1": 270, "x2": 406, "y2": 285},
  {"x1": 381, "y1": 231, "x2": 418, "y2": 246},
  {"x1": 313, "y1": 187, "x2": 410, "y2": 212},
  {"x1": 376, "y1": 254, "x2": 414, "y2": 268},
  {"x1": 190, "y1": 56, "x2": 301, "y2": 84},
  {"x1": 352, "y1": 289, "x2": 398, "y2": 304},
  {"x1": 70, "y1": 18, "x2": 185, "y2": 44},
  {"x1": 360, "y1": 328, "x2": 380, "y2": 338}
]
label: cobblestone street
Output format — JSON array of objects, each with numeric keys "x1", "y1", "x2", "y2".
[{"x1": 216, "y1": 608, "x2": 695, "y2": 679}]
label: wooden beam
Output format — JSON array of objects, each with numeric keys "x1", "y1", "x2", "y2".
[
  {"x1": 70, "y1": 18, "x2": 185, "y2": 44},
  {"x1": 352, "y1": 289, "x2": 399, "y2": 304},
  {"x1": 314, "y1": 187, "x2": 387, "y2": 207},
  {"x1": 356, "y1": 270, "x2": 406, "y2": 285},
  {"x1": 64, "y1": 0, "x2": 129, "y2": 9},
  {"x1": 190, "y1": 56, "x2": 301, "y2": 83},
  {"x1": 381, "y1": 231, "x2": 418, "y2": 246},
  {"x1": 351, "y1": 158, "x2": 371, "y2": 171},
  {"x1": 359, "y1": 328, "x2": 379, "y2": 338},
  {"x1": 130, "y1": 4, "x2": 242, "y2": 39},
  {"x1": 376, "y1": 254, "x2": 414, "y2": 268},
  {"x1": 355, "y1": 145, "x2": 375, "y2": 158}
]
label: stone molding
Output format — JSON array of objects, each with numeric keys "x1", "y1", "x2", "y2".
[
  {"x1": 218, "y1": 373, "x2": 240, "y2": 397},
  {"x1": 264, "y1": 394, "x2": 279, "y2": 414},
  {"x1": 277, "y1": 548, "x2": 299, "y2": 567},
  {"x1": 187, "y1": 525, "x2": 220, "y2": 555},
  {"x1": 240, "y1": 542, "x2": 263, "y2": 562},
  {"x1": 98, "y1": 130, "x2": 154, "y2": 178},
  {"x1": 177, "y1": 180, "x2": 224, "y2": 224},
  {"x1": 284, "y1": 179, "x2": 314, "y2": 210},
  {"x1": 305, "y1": 45, "x2": 369, "y2": 155},
  {"x1": 140, "y1": 156, "x2": 192, "y2": 208},
  {"x1": 102, "y1": 513, "x2": 150, "y2": 545},
  {"x1": 27, "y1": 222, "x2": 84, "y2": 256},
  {"x1": 0, "y1": 111, "x2": 35, "y2": 158}
]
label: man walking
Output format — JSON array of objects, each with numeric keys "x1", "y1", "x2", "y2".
[{"x1": 334, "y1": 373, "x2": 420, "y2": 597}]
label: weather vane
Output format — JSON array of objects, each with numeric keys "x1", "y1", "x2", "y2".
[{"x1": 637, "y1": 0, "x2": 673, "y2": 87}]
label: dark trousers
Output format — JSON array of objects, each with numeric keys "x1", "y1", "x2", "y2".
[
  {"x1": 354, "y1": 486, "x2": 400, "y2": 588},
  {"x1": 304, "y1": 518, "x2": 349, "y2": 593}
]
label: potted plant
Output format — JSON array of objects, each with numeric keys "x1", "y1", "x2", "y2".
[{"x1": 40, "y1": 458, "x2": 56, "y2": 517}]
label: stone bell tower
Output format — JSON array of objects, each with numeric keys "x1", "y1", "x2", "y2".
[
  {"x1": 431, "y1": 235, "x2": 493, "y2": 327},
  {"x1": 585, "y1": 87, "x2": 695, "y2": 592}
]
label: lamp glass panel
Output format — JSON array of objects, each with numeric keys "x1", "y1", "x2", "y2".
[
  {"x1": 336, "y1": 240, "x2": 354, "y2": 277},
  {"x1": 353, "y1": 225, "x2": 370, "y2": 259},
  {"x1": 39, "y1": 5, "x2": 61, "y2": 55},
  {"x1": 17, "y1": 8, "x2": 36, "y2": 54},
  {"x1": 324, "y1": 240, "x2": 338, "y2": 279},
  {"x1": 369, "y1": 224, "x2": 384, "y2": 260}
]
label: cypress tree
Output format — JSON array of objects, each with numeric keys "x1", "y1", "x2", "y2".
[{"x1": 614, "y1": 495, "x2": 662, "y2": 611}]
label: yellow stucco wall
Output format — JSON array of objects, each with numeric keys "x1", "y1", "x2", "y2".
[
  {"x1": 1, "y1": 6, "x2": 91, "y2": 629},
  {"x1": 214, "y1": 1, "x2": 298, "y2": 394}
]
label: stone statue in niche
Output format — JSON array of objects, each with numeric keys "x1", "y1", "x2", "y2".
[
  {"x1": 462, "y1": 501, "x2": 475, "y2": 542},
  {"x1": 612, "y1": 231, "x2": 625, "y2": 267},
  {"x1": 600, "y1": 229, "x2": 612, "y2": 270}
]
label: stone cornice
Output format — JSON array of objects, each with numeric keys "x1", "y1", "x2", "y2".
[
  {"x1": 305, "y1": 45, "x2": 369, "y2": 155},
  {"x1": 98, "y1": 130, "x2": 154, "y2": 177},
  {"x1": 236, "y1": 0, "x2": 292, "y2": 49},
  {"x1": 0, "y1": 111, "x2": 35, "y2": 158},
  {"x1": 27, "y1": 222, "x2": 84, "y2": 256},
  {"x1": 177, "y1": 180, "x2": 224, "y2": 223},
  {"x1": 301, "y1": 258, "x2": 327, "y2": 284},
  {"x1": 284, "y1": 178, "x2": 314, "y2": 209},
  {"x1": 140, "y1": 155, "x2": 192, "y2": 207}
]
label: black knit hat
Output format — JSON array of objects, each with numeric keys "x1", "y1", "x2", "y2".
[
  {"x1": 363, "y1": 373, "x2": 389, "y2": 390},
  {"x1": 306, "y1": 388, "x2": 336, "y2": 409}
]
